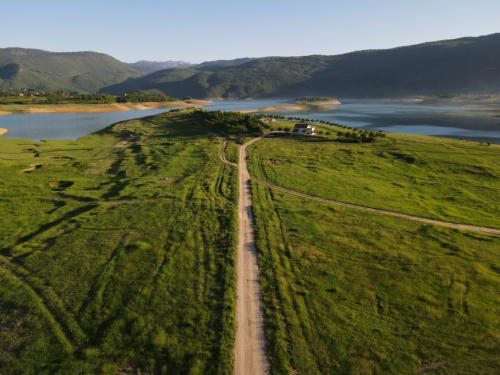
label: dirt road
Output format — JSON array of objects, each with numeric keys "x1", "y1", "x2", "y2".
[
  {"x1": 225, "y1": 132, "x2": 499, "y2": 375},
  {"x1": 233, "y1": 136, "x2": 270, "y2": 375}
]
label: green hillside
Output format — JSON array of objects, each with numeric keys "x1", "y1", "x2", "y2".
[
  {"x1": 0, "y1": 48, "x2": 140, "y2": 93},
  {"x1": 0, "y1": 109, "x2": 261, "y2": 374},
  {"x1": 100, "y1": 33, "x2": 500, "y2": 99}
]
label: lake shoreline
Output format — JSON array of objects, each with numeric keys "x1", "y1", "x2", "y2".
[
  {"x1": 0, "y1": 100, "x2": 210, "y2": 115},
  {"x1": 0, "y1": 128, "x2": 8, "y2": 136}
]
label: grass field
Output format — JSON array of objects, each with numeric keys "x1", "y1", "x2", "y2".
[
  {"x1": 2, "y1": 109, "x2": 500, "y2": 374},
  {"x1": 247, "y1": 129, "x2": 500, "y2": 229},
  {"x1": 251, "y1": 181, "x2": 500, "y2": 375},
  {"x1": 0, "y1": 109, "x2": 238, "y2": 374}
]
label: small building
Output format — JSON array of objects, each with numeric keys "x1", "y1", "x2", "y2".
[
  {"x1": 19, "y1": 93, "x2": 24, "y2": 97},
  {"x1": 259, "y1": 117, "x2": 277, "y2": 124},
  {"x1": 294, "y1": 123, "x2": 315, "y2": 135}
]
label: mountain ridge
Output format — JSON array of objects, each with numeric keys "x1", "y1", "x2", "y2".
[
  {"x1": 101, "y1": 33, "x2": 500, "y2": 99},
  {"x1": 0, "y1": 48, "x2": 139, "y2": 93}
]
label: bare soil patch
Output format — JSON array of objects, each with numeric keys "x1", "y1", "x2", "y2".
[{"x1": 22, "y1": 164, "x2": 43, "y2": 173}]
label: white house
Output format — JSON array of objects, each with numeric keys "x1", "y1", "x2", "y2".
[{"x1": 293, "y1": 123, "x2": 315, "y2": 135}]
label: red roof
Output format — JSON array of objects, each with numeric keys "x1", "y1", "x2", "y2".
[{"x1": 294, "y1": 123, "x2": 310, "y2": 128}]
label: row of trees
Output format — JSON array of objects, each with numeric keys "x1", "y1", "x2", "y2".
[
  {"x1": 116, "y1": 92, "x2": 176, "y2": 103},
  {"x1": 296, "y1": 96, "x2": 337, "y2": 102},
  {"x1": 0, "y1": 91, "x2": 177, "y2": 105}
]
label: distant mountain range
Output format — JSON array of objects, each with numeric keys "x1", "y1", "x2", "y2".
[
  {"x1": 128, "y1": 60, "x2": 194, "y2": 74},
  {"x1": 127, "y1": 58, "x2": 260, "y2": 74},
  {"x1": 0, "y1": 48, "x2": 139, "y2": 93},
  {"x1": 2, "y1": 33, "x2": 500, "y2": 98}
]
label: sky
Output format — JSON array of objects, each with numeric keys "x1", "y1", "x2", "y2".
[{"x1": 1, "y1": 0, "x2": 498, "y2": 63}]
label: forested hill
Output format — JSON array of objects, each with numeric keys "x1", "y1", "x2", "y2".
[
  {"x1": 0, "y1": 48, "x2": 139, "y2": 93},
  {"x1": 100, "y1": 33, "x2": 500, "y2": 99}
]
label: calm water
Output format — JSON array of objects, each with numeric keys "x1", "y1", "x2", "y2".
[
  {"x1": 0, "y1": 108, "x2": 178, "y2": 141},
  {"x1": 268, "y1": 100, "x2": 500, "y2": 144},
  {"x1": 1, "y1": 100, "x2": 499, "y2": 143}
]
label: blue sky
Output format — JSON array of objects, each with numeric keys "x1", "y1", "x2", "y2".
[{"x1": 2, "y1": 0, "x2": 498, "y2": 63}]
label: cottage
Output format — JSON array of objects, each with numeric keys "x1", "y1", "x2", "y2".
[
  {"x1": 19, "y1": 93, "x2": 24, "y2": 97},
  {"x1": 293, "y1": 123, "x2": 315, "y2": 135}
]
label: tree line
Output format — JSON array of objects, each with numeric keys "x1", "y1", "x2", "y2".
[{"x1": 0, "y1": 91, "x2": 176, "y2": 104}]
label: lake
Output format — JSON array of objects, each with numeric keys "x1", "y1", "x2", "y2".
[{"x1": 1, "y1": 100, "x2": 499, "y2": 143}]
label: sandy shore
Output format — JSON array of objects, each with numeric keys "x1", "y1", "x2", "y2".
[
  {"x1": 0, "y1": 100, "x2": 211, "y2": 115},
  {"x1": 0, "y1": 128, "x2": 8, "y2": 136}
]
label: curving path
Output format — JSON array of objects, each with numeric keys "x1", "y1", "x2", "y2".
[
  {"x1": 219, "y1": 140, "x2": 238, "y2": 167},
  {"x1": 244, "y1": 136, "x2": 500, "y2": 237}
]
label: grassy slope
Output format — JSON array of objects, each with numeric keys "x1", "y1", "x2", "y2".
[
  {"x1": 0, "y1": 110, "x2": 238, "y2": 374},
  {"x1": 252, "y1": 183, "x2": 500, "y2": 375},
  {"x1": 247, "y1": 129, "x2": 500, "y2": 229}
]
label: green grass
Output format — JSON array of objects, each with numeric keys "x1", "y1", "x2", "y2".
[
  {"x1": 0, "y1": 109, "x2": 238, "y2": 374},
  {"x1": 247, "y1": 131, "x2": 500, "y2": 229},
  {"x1": 224, "y1": 142, "x2": 239, "y2": 164},
  {"x1": 251, "y1": 181, "x2": 500, "y2": 375}
]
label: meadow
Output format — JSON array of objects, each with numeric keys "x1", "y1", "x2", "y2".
[
  {"x1": 251, "y1": 181, "x2": 500, "y2": 375},
  {"x1": 0, "y1": 109, "x2": 240, "y2": 374},
  {"x1": 247, "y1": 125, "x2": 500, "y2": 229},
  {"x1": 2, "y1": 108, "x2": 500, "y2": 375}
]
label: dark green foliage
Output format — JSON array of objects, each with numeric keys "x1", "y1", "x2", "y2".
[
  {"x1": 200, "y1": 110, "x2": 269, "y2": 135},
  {"x1": 116, "y1": 92, "x2": 175, "y2": 103},
  {"x1": 297, "y1": 96, "x2": 337, "y2": 102},
  {"x1": 0, "y1": 91, "x2": 175, "y2": 105},
  {"x1": 45, "y1": 93, "x2": 116, "y2": 104}
]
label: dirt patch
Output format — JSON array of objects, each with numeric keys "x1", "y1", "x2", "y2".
[
  {"x1": 48, "y1": 181, "x2": 74, "y2": 190},
  {"x1": 417, "y1": 362, "x2": 447, "y2": 373},
  {"x1": 113, "y1": 141, "x2": 129, "y2": 148},
  {"x1": 22, "y1": 164, "x2": 43, "y2": 173},
  {"x1": 158, "y1": 177, "x2": 180, "y2": 186},
  {"x1": 265, "y1": 158, "x2": 289, "y2": 165},
  {"x1": 49, "y1": 156, "x2": 74, "y2": 160}
]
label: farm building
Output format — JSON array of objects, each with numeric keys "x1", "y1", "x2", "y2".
[{"x1": 294, "y1": 123, "x2": 315, "y2": 135}]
